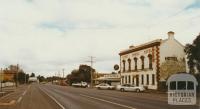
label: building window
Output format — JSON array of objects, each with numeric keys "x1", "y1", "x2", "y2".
[
  {"x1": 152, "y1": 74, "x2": 155, "y2": 85},
  {"x1": 148, "y1": 54, "x2": 153, "y2": 69},
  {"x1": 128, "y1": 75, "x2": 131, "y2": 84},
  {"x1": 146, "y1": 74, "x2": 149, "y2": 85},
  {"x1": 132, "y1": 76, "x2": 134, "y2": 85},
  {"x1": 125, "y1": 76, "x2": 127, "y2": 84},
  {"x1": 134, "y1": 57, "x2": 138, "y2": 70},
  {"x1": 165, "y1": 57, "x2": 177, "y2": 61},
  {"x1": 128, "y1": 59, "x2": 131, "y2": 71},
  {"x1": 121, "y1": 76, "x2": 124, "y2": 84},
  {"x1": 122, "y1": 60, "x2": 126, "y2": 72},
  {"x1": 140, "y1": 56, "x2": 145, "y2": 70},
  {"x1": 141, "y1": 75, "x2": 144, "y2": 85}
]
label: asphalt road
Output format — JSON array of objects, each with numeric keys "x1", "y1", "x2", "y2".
[
  {"x1": 40, "y1": 84, "x2": 199, "y2": 109},
  {"x1": 1, "y1": 84, "x2": 199, "y2": 109}
]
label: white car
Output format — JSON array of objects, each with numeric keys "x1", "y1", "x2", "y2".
[
  {"x1": 95, "y1": 83, "x2": 115, "y2": 90},
  {"x1": 118, "y1": 84, "x2": 145, "y2": 92},
  {"x1": 72, "y1": 82, "x2": 88, "y2": 88}
]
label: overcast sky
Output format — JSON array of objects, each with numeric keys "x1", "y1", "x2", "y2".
[{"x1": 0, "y1": 0, "x2": 200, "y2": 77}]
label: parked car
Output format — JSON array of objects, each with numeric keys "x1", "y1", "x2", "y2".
[
  {"x1": 72, "y1": 82, "x2": 88, "y2": 88},
  {"x1": 95, "y1": 83, "x2": 115, "y2": 90},
  {"x1": 117, "y1": 84, "x2": 145, "y2": 92}
]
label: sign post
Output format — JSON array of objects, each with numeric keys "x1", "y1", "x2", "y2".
[{"x1": 0, "y1": 68, "x2": 3, "y2": 92}]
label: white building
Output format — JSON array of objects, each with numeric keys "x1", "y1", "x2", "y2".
[
  {"x1": 28, "y1": 77, "x2": 39, "y2": 83},
  {"x1": 119, "y1": 31, "x2": 185, "y2": 90},
  {"x1": 94, "y1": 73, "x2": 120, "y2": 86}
]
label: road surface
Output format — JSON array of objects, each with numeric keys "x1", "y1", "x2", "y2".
[{"x1": 0, "y1": 84, "x2": 199, "y2": 109}]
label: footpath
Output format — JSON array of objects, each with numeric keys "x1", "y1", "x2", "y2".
[{"x1": 0, "y1": 85, "x2": 28, "y2": 108}]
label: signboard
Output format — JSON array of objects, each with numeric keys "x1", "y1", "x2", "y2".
[
  {"x1": 114, "y1": 64, "x2": 119, "y2": 71},
  {"x1": 166, "y1": 73, "x2": 198, "y2": 105}
]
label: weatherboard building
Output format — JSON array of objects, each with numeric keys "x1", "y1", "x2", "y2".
[{"x1": 119, "y1": 31, "x2": 185, "y2": 90}]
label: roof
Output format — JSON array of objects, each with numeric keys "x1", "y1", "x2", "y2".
[
  {"x1": 94, "y1": 77, "x2": 120, "y2": 81},
  {"x1": 119, "y1": 39, "x2": 162, "y2": 56}
]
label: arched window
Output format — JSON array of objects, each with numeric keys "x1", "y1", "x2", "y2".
[
  {"x1": 122, "y1": 60, "x2": 126, "y2": 72},
  {"x1": 140, "y1": 56, "x2": 145, "y2": 70},
  {"x1": 134, "y1": 57, "x2": 138, "y2": 71},
  {"x1": 128, "y1": 59, "x2": 131, "y2": 71},
  {"x1": 148, "y1": 54, "x2": 153, "y2": 69}
]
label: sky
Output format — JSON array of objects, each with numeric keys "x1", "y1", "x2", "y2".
[{"x1": 0, "y1": 0, "x2": 200, "y2": 77}]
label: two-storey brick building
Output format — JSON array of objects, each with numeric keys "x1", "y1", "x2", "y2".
[{"x1": 119, "y1": 31, "x2": 185, "y2": 89}]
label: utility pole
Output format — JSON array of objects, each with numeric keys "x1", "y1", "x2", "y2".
[
  {"x1": 86, "y1": 56, "x2": 95, "y2": 88},
  {"x1": 58, "y1": 71, "x2": 62, "y2": 85},
  {"x1": 0, "y1": 68, "x2": 3, "y2": 92},
  {"x1": 16, "y1": 64, "x2": 19, "y2": 87},
  {"x1": 62, "y1": 68, "x2": 65, "y2": 85},
  {"x1": 24, "y1": 72, "x2": 26, "y2": 84},
  {"x1": 62, "y1": 69, "x2": 64, "y2": 80}
]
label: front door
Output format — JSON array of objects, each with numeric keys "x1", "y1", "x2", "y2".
[{"x1": 136, "y1": 75, "x2": 139, "y2": 86}]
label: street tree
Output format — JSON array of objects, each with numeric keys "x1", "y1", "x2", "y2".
[
  {"x1": 185, "y1": 33, "x2": 200, "y2": 91},
  {"x1": 37, "y1": 75, "x2": 45, "y2": 83},
  {"x1": 13, "y1": 72, "x2": 29, "y2": 84},
  {"x1": 160, "y1": 59, "x2": 186, "y2": 81},
  {"x1": 66, "y1": 65, "x2": 95, "y2": 85},
  {"x1": 30, "y1": 73, "x2": 35, "y2": 77},
  {"x1": 185, "y1": 33, "x2": 200, "y2": 73}
]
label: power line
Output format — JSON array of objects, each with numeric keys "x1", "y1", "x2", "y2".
[{"x1": 85, "y1": 56, "x2": 96, "y2": 67}]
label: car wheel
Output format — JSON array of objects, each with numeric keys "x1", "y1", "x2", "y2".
[
  {"x1": 136, "y1": 89, "x2": 140, "y2": 92},
  {"x1": 108, "y1": 87, "x2": 110, "y2": 90},
  {"x1": 120, "y1": 88, "x2": 124, "y2": 92},
  {"x1": 98, "y1": 87, "x2": 101, "y2": 90}
]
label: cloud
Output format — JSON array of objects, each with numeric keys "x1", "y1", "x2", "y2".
[{"x1": 0, "y1": 0, "x2": 199, "y2": 77}]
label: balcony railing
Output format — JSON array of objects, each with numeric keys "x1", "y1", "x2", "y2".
[{"x1": 121, "y1": 68, "x2": 153, "y2": 73}]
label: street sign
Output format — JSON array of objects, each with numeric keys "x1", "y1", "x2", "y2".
[{"x1": 114, "y1": 64, "x2": 119, "y2": 71}]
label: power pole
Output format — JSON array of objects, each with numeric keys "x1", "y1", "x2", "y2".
[
  {"x1": 86, "y1": 56, "x2": 95, "y2": 88},
  {"x1": 16, "y1": 64, "x2": 19, "y2": 87},
  {"x1": 62, "y1": 69, "x2": 64, "y2": 80},
  {"x1": 24, "y1": 72, "x2": 26, "y2": 84},
  {"x1": 0, "y1": 68, "x2": 3, "y2": 92}
]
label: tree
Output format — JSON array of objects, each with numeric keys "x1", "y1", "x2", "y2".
[
  {"x1": 13, "y1": 72, "x2": 29, "y2": 84},
  {"x1": 37, "y1": 75, "x2": 45, "y2": 83},
  {"x1": 30, "y1": 73, "x2": 35, "y2": 77},
  {"x1": 66, "y1": 65, "x2": 96, "y2": 85},
  {"x1": 78, "y1": 65, "x2": 95, "y2": 83},
  {"x1": 185, "y1": 33, "x2": 200, "y2": 73},
  {"x1": 160, "y1": 59, "x2": 186, "y2": 81}
]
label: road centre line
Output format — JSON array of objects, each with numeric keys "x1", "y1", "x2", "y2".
[
  {"x1": 22, "y1": 90, "x2": 27, "y2": 96},
  {"x1": 39, "y1": 87, "x2": 65, "y2": 109},
  {"x1": 80, "y1": 94, "x2": 136, "y2": 109}
]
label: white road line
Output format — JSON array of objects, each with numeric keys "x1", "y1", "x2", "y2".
[
  {"x1": 80, "y1": 94, "x2": 136, "y2": 109},
  {"x1": 39, "y1": 87, "x2": 65, "y2": 109},
  {"x1": 17, "y1": 97, "x2": 22, "y2": 103},
  {"x1": 22, "y1": 90, "x2": 27, "y2": 96}
]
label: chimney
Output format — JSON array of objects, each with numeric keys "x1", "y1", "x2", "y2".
[
  {"x1": 168, "y1": 31, "x2": 175, "y2": 40},
  {"x1": 129, "y1": 45, "x2": 135, "y2": 48}
]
